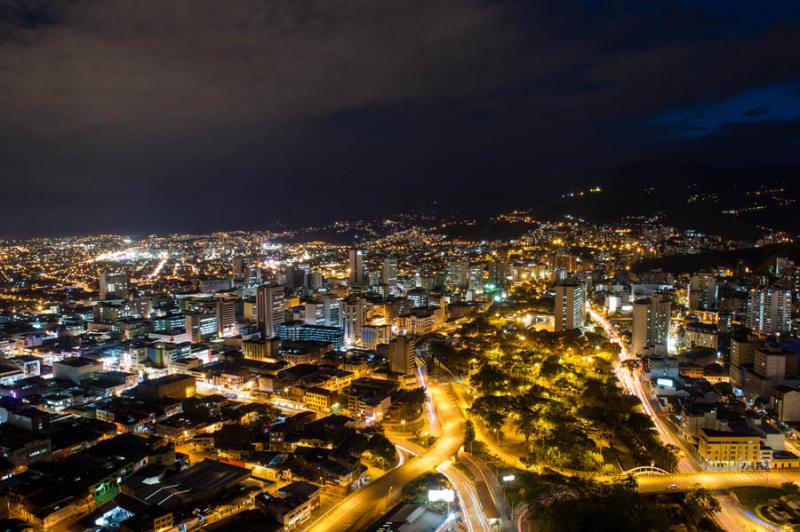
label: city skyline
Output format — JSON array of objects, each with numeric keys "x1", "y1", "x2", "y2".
[{"x1": 3, "y1": 3, "x2": 800, "y2": 531}]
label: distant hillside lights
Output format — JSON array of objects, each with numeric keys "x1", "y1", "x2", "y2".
[{"x1": 561, "y1": 186, "x2": 602, "y2": 198}]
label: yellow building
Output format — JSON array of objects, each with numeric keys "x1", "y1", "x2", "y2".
[
  {"x1": 303, "y1": 386, "x2": 334, "y2": 412},
  {"x1": 698, "y1": 429, "x2": 761, "y2": 470},
  {"x1": 772, "y1": 451, "x2": 800, "y2": 470}
]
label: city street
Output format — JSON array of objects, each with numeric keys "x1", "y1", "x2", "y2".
[
  {"x1": 303, "y1": 382, "x2": 465, "y2": 531},
  {"x1": 637, "y1": 470, "x2": 800, "y2": 493},
  {"x1": 588, "y1": 307, "x2": 776, "y2": 532}
]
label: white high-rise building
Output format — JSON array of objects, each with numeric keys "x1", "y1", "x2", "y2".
[
  {"x1": 631, "y1": 293, "x2": 672, "y2": 355},
  {"x1": 554, "y1": 281, "x2": 585, "y2": 332},
  {"x1": 382, "y1": 257, "x2": 398, "y2": 293},
  {"x1": 689, "y1": 273, "x2": 718, "y2": 311},
  {"x1": 257, "y1": 284, "x2": 285, "y2": 338},
  {"x1": 99, "y1": 269, "x2": 129, "y2": 300},
  {"x1": 749, "y1": 287, "x2": 792, "y2": 336},
  {"x1": 341, "y1": 297, "x2": 365, "y2": 344},
  {"x1": 446, "y1": 261, "x2": 470, "y2": 289}
]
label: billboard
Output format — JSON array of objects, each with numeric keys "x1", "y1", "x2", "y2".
[{"x1": 428, "y1": 489, "x2": 455, "y2": 502}]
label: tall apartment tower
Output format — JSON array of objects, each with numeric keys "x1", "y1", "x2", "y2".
[
  {"x1": 349, "y1": 249, "x2": 366, "y2": 286},
  {"x1": 554, "y1": 281, "x2": 585, "y2": 332},
  {"x1": 446, "y1": 261, "x2": 470, "y2": 289},
  {"x1": 748, "y1": 287, "x2": 792, "y2": 336},
  {"x1": 185, "y1": 311, "x2": 217, "y2": 344},
  {"x1": 215, "y1": 297, "x2": 237, "y2": 338},
  {"x1": 729, "y1": 334, "x2": 760, "y2": 387},
  {"x1": 99, "y1": 269, "x2": 129, "y2": 300},
  {"x1": 389, "y1": 335, "x2": 416, "y2": 375},
  {"x1": 232, "y1": 257, "x2": 245, "y2": 279},
  {"x1": 631, "y1": 293, "x2": 672, "y2": 355},
  {"x1": 488, "y1": 260, "x2": 508, "y2": 289},
  {"x1": 341, "y1": 297, "x2": 365, "y2": 344},
  {"x1": 689, "y1": 273, "x2": 718, "y2": 311},
  {"x1": 382, "y1": 257, "x2": 398, "y2": 292},
  {"x1": 256, "y1": 284, "x2": 285, "y2": 339}
]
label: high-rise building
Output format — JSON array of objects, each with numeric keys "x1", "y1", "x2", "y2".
[
  {"x1": 185, "y1": 311, "x2": 217, "y2": 344},
  {"x1": 753, "y1": 344, "x2": 797, "y2": 383},
  {"x1": 729, "y1": 335, "x2": 760, "y2": 387},
  {"x1": 550, "y1": 252, "x2": 577, "y2": 273},
  {"x1": 631, "y1": 293, "x2": 672, "y2": 355},
  {"x1": 275, "y1": 321, "x2": 344, "y2": 349},
  {"x1": 215, "y1": 297, "x2": 237, "y2": 338},
  {"x1": 407, "y1": 287, "x2": 429, "y2": 308},
  {"x1": 446, "y1": 261, "x2": 470, "y2": 289},
  {"x1": 242, "y1": 338, "x2": 279, "y2": 361},
  {"x1": 232, "y1": 257, "x2": 245, "y2": 279},
  {"x1": 389, "y1": 335, "x2": 416, "y2": 375},
  {"x1": 469, "y1": 265, "x2": 484, "y2": 293},
  {"x1": 99, "y1": 269, "x2": 129, "y2": 300},
  {"x1": 341, "y1": 297, "x2": 365, "y2": 344},
  {"x1": 319, "y1": 294, "x2": 341, "y2": 326},
  {"x1": 361, "y1": 324, "x2": 392, "y2": 349},
  {"x1": 368, "y1": 269, "x2": 381, "y2": 287},
  {"x1": 748, "y1": 287, "x2": 792, "y2": 336},
  {"x1": 554, "y1": 281, "x2": 585, "y2": 332},
  {"x1": 349, "y1": 249, "x2": 366, "y2": 286},
  {"x1": 775, "y1": 257, "x2": 795, "y2": 277},
  {"x1": 382, "y1": 257, "x2": 398, "y2": 292},
  {"x1": 247, "y1": 266, "x2": 265, "y2": 286},
  {"x1": 308, "y1": 271, "x2": 324, "y2": 291},
  {"x1": 689, "y1": 273, "x2": 718, "y2": 311},
  {"x1": 488, "y1": 260, "x2": 508, "y2": 289},
  {"x1": 256, "y1": 284, "x2": 285, "y2": 339},
  {"x1": 283, "y1": 265, "x2": 308, "y2": 291},
  {"x1": 304, "y1": 297, "x2": 342, "y2": 327}
]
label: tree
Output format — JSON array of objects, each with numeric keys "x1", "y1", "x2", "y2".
[
  {"x1": 520, "y1": 471, "x2": 671, "y2": 532},
  {"x1": 470, "y1": 395, "x2": 513, "y2": 421},
  {"x1": 538, "y1": 354, "x2": 565, "y2": 383},
  {"x1": 429, "y1": 341, "x2": 473, "y2": 376},
  {"x1": 395, "y1": 387, "x2": 426, "y2": 420},
  {"x1": 620, "y1": 359, "x2": 641, "y2": 371},
  {"x1": 464, "y1": 419, "x2": 476, "y2": 450},
  {"x1": 470, "y1": 363, "x2": 517, "y2": 395},
  {"x1": 781, "y1": 481, "x2": 800, "y2": 496},
  {"x1": 368, "y1": 434, "x2": 398, "y2": 468},
  {"x1": 684, "y1": 487, "x2": 720, "y2": 525}
]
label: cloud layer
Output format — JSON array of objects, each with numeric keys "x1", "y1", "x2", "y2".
[{"x1": 1, "y1": 0, "x2": 799, "y2": 235}]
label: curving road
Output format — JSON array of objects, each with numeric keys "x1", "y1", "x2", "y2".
[
  {"x1": 303, "y1": 382, "x2": 465, "y2": 531},
  {"x1": 588, "y1": 307, "x2": 774, "y2": 532},
  {"x1": 438, "y1": 461, "x2": 494, "y2": 532}
]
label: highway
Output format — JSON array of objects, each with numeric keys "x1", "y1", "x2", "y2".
[
  {"x1": 459, "y1": 453, "x2": 509, "y2": 523},
  {"x1": 636, "y1": 470, "x2": 800, "y2": 493},
  {"x1": 438, "y1": 461, "x2": 494, "y2": 532},
  {"x1": 588, "y1": 307, "x2": 776, "y2": 532},
  {"x1": 303, "y1": 382, "x2": 466, "y2": 531}
]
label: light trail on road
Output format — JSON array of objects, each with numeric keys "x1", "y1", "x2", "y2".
[
  {"x1": 588, "y1": 307, "x2": 773, "y2": 532},
  {"x1": 438, "y1": 461, "x2": 493, "y2": 532},
  {"x1": 305, "y1": 383, "x2": 464, "y2": 531},
  {"x1": 149, "y1": 258, "x2": 168, "y2": 278}
]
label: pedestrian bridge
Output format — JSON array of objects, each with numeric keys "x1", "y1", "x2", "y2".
[{"x1": 620, "y1": 466, "x2": 671, "y2": 477}]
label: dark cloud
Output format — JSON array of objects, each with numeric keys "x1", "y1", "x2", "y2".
[{"x1": 1, "y1": 0, "x2": 800, "y2": 236}]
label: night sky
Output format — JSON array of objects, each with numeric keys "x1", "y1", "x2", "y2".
[{"x1": 1, "y1": 0, "x2": 800, "y2": 237}]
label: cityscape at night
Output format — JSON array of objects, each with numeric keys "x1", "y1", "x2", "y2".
[{"x1": 2, "y1": 2, "x2": 800, "y2": 531}]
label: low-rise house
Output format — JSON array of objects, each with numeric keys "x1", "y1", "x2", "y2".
[{"x1": 256, "y1": 481, "x2": 321, "y2": 529}]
